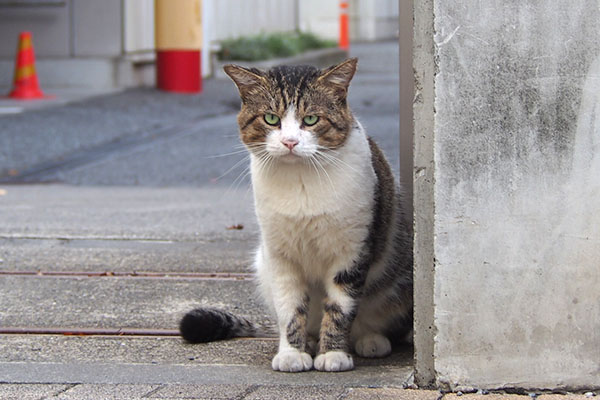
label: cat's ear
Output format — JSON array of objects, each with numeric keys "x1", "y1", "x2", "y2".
[
  {"x1": 317, "y1": 58, "x2": 358, "y2": 93},
  {"x1": 223, "y1": 65, "x2": 267, "y2": 100}
]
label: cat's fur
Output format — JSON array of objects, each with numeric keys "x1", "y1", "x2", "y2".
[{"x1": 180, "y1": 58, "x2": 413, "y2": 372}]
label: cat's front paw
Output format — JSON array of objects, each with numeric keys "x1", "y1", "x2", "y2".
[
  {"x1": 272, "y1": 349, "x2": 313, "y2": 372},
  {"x1": 355, "y1": 333, "x2": 391, "y2": 358},
  {"x1": 314, "y1": 351, "x2": 354, "y2": 372}
]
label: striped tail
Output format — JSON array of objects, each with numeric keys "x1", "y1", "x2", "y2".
[{"x1": 179, "y1": 308, "x2": 272, "y2": 343}]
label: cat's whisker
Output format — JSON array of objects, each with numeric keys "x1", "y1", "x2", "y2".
[
  {"x1": 314, "y1": 147, "x2": 345, "y2": 164},
  {"x1": 307, "y1": 155, "x2": 324, "y2": 188},
  {"x1": 213, "y1": 155, "x2": 250, "y2": 182},
  {"x1": 256, "y1": 151, "x2": 276, "y2": 175},
  {"x1": 228, "y1": 165, "x2": 252, "y2": 194},
  {"x1": 253, "y1": 151, "x2": 274, "y2": 175},
  {"x1": 313, "y1": 156, "x2": 339, "y2": 199},
  {"x1": 226, "y1": 149, "x2": 269, "y2": 194},
  {"x1": 204, "y1": 149, "x2": 250, "y2": 159},
  {"x1": 315, "y1": 149, "x2": 360, "y2": 175}
]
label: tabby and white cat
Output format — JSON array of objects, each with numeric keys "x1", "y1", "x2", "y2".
[{"x1": 180, "y1": 58, "x2": 413, "y2": 372}]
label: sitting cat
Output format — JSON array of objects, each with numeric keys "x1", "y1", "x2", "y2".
[{"x1": 180, "y1": 58, "x2": 413, "y2": 372}]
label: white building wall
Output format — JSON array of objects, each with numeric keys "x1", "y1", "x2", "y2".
[
  {"x1": 298, "y1": 0, "x2": 339, "y2": 40},
  {"x1": 124, "y1": 0, "x2": 155, "y2": 54},
  {"x1": 202, "y1": 0, "x2": 297, "y2": 75},
  {"x1": 204, "y1": 0, "x2": 297, "y2": 41},
  {"x1": 298, "y1": 0, "x2": 399, "y2": 43},
  {"x1": 351, "y1": 0, "x2": 399, "y2": 41}
]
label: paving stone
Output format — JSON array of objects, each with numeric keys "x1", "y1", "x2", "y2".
[
  {"x1": 148, "y1": 384, "x2": 254, "y2": 399},
  {"x1": 0, "y1": 383, "x2": 71, "y2": 400},
  {"x1": 244, "y1": 384, "x2": 347, "y2": 400},
  {"x1": 443, "y1": 395, "x2": 528, "y2": 400},
  {"x1": 55, "y1": 383, "x2": 159, "y2": 399},
  {"x1": 345, "y1": 388, "x2": 440, "y2": 400}
]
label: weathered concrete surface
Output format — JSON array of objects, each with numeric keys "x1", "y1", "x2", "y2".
[
  {"x1": 0, "y1": 384, "x2": 73, "y2": 400},
  {"x1": 346, "y1": 388, "x2": 440, "y2": 400},
  {"x1": 0, "y1": 276, "x2": 269, "y2": 329},
  {"x1": 0, "y1": 361, "x2": 413, "y2": 387},
  {"x1": 0, "y1": 335, "x2": 412, "y2": 368},
  {"x1": 415, "y1": 0, "x2": 600, "y2": 391},
  {"x1": 0, "y1": 336, "x2": 413, "y2": 388},
  {"x1": 0, "y1": 336, "x2": 276, "y2": 366},
  {"x1": 412, "y1": 0, "x2": 437, "y2": 388},
  {"x1": 0, "y1": 185, "x2": 257, "y2": 241},
  {"x1": 0, "y1": 237, "x2": 252, "y2": 273}
]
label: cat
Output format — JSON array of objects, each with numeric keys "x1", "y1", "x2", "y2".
[{"x1": 180, "y1": 58, "x2": 413, "y2": 372}]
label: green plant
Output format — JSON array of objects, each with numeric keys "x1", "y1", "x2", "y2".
[{"x1": 218, "y1": 31, "x2": 336, "y2": 62}]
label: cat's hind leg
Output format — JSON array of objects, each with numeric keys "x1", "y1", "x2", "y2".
[
  {"x1": 350, "y1": 313, "x2": 392, "y2": 358},
  {"x1": 354, "y1": 333, "x2": 392, "y2": 358}
]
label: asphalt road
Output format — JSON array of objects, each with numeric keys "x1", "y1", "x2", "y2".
[{"x1": 0, "y1": 42, "x2": 400, "y2": 187}]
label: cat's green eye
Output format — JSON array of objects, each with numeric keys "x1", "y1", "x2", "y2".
[
  {"x1": 303, "y1": 115, "x2": 319, "y2": 126},
  {"x1": 264, "y1": 113, "x2": 280, "y2": 125}
]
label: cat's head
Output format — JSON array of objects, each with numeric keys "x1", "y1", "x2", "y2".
[{"x1": 224, "y1": 58, "x2": 357, "y2": 163}]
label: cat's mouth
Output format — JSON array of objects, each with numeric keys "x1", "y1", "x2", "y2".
[{"x1": 279, "y1": 151, "x2": 304, "y2": 163}]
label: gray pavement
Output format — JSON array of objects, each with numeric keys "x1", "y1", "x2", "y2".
[{"x1": 0, "y1": 41, "x2": 430, "y2": 399}]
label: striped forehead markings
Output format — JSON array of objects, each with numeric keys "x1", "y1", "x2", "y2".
[{"x1": 270, "y1": 66, "x2": 318, "y2": 110}]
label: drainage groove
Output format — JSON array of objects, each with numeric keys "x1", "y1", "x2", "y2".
[
  {"x1": 0, "y1": 327, "x2": 180, "y2": 336},
  {"x1": 0, "y1": 271, "x2": 253, "y2": 280}
]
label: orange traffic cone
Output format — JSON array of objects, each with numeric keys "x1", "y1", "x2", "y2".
[
  {"x1": 339, "y1": 1, "x2": 350, "y2": 51},
  {"x1": 8, "y1": 32, "x2": 49, "y2": 100}
]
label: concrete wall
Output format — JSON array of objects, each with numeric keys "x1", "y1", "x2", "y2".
[
  {"x1": 414, "y1": 0, "x2": 600, "y2": 390},
  {"x1": 0, "y1": 0, "x2": 122, "y2": 58},
  {"x1": 0, "y1": 0, "x2": 149, "y2": 88}
]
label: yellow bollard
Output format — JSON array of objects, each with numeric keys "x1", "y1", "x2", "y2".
[{"x1": 155, "y1": 0, "x2": 202, "y2": 93}]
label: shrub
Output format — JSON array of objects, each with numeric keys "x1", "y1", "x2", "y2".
[{"x1": 218, "y1": 31, "x2": 336, "y2": 62}]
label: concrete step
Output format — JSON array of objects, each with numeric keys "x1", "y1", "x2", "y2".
[
  {"x1": 0, "y1": 335, "x2": 413, "y2": 386},
  {"x1": 0, "y1": 185, "x2": 257, "y2": 241},
  {"x1": 0, "y1": 237, "x2": 253, "y2": 273},
  {"x1": 0, "y1": 275, "x2": 270, "y2": 330}
]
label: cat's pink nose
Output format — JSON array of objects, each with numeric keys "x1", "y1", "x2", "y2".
[{"x1": 281, "y1": 138, "x2": 299, "y2": 150}]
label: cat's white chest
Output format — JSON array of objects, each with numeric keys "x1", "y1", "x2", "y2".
[{"x1": 250, "y1": 126, "x2": 376, "y2": 278}]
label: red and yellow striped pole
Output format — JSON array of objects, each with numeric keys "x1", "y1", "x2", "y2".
[
  {"x1": 155, "y1": 0, "x2": 202, "y2": 93},
  {"x1": 339, "y1": 0, "x2": 350, "y2": 51},
  {"x1": 9, "y1": 31, "x2": 48, "y2": 100}
]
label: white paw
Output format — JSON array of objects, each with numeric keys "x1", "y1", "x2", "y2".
[
  {"x1": 272, "y1": 349, "x2": 313, "y2": 372},
  {"x1": 355, "y1": 333, "x2": 391, "y2": 358},
  {"x1": 314, "y1": 351, "x2": 354, "y2": 372}
]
